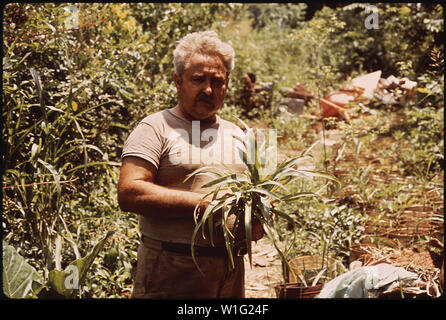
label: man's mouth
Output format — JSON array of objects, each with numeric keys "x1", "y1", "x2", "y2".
[{"x1": 196, "y1": 98, "x2": 214, "y2": 107}]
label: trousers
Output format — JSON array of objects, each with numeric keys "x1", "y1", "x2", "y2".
[{"x1": 131, "y1": 237, "x2": 245, "y2": 298}]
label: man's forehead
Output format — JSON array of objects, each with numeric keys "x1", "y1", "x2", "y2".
[{"x1": 185, "y1": 53, "x2": 227, "y2": 75}]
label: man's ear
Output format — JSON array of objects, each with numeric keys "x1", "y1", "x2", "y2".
[{"x1": 174, "y1": 73, "x2": 181, "y2": 89}]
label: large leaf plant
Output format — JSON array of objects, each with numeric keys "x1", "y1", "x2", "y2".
[
  {"x1": 2, "y1": 231, "x2": 114, "y2": 298},
  {"x1": 186, "y1": 119, "x2": 340, "y2": 275}
]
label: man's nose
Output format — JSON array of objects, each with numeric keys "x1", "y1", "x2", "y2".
[{"x1": 202, "y1": 80, "x2": 212, "y2": 96}]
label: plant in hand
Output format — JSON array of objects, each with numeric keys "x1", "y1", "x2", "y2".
[{"x1": 186, "y1": 119, "x2": 340, "y2": 273}]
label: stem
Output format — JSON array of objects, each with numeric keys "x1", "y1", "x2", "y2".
[
  {"x1": 2, "y1": 177, "x2": 79, "y2": 189},
  {"x1": 317, "y1": 82, "x2": 328, "y2": 173}
]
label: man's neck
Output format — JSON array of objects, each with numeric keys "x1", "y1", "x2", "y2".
[{"x1": 171, "y1": 105, "x2": 218, "y2": 126}]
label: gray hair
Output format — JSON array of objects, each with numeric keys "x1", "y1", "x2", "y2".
[{"x1": 173, "y1": 30, "x2": 235, "y2": 78}]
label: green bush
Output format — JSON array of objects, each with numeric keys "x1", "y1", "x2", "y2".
[
  {"x1": 275, "y1": 180, "x2": 366, "y2": 265},
  {"x1": 315, "y1": 3, "x2": 444, "y2": 77},
  {"x1": 2, "y1": 3, "x2": 228, "y2": 297}
]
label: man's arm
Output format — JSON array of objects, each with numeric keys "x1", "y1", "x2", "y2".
[
  {"x1": 118, "y1": 156, "x2": 264, "y2": 241},
  {"x1": 118, "y1": 156, "x2": 208, "y2": 219}
]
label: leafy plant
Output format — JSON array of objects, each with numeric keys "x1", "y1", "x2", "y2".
[
  {"x1": 2, "y1": 231, "x2": 114, "y2": 299},
  {"x1": 2, "y1": 3, "x2": 226, "y2": 297},
  {"x1": 3, "y1": 241, "x2": 44, "y2": 298},
  {"x1": 186, "y1": 119, "x2": 340, "y2": 274}
]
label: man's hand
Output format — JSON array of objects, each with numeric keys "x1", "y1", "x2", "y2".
[
  {"x1": 236, "y1": 214, "x2": 265, "y2": 242},
  {"x1": 251, "y1": 216, "x2": 266, "y2": 241},
  {"x1": 198, "y1": 197, "x2": 265, "y2": 245}
]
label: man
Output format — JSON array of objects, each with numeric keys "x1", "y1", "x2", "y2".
[{"x1": 118, "y1": 31, "x2": 263, "y2": 298}]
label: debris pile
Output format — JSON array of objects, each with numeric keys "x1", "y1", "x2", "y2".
[
  {"x1": 375, "y1": 75, "x2": 418, "y2": 106},
  {"x1": 280, "y1": 70, "x2": 418, "y2": 120},
  {"x1": 320, "y1": 71, "x2": 418, "y2": 120},
  {"x1": 285, "y1": 83, "x2": 314, "y2": 103},
  {"x1": 280, "y1": 84, "x2": 314, "y2": 115},
  {"x1": 320, "y1": 86, "x2": 366, "y2": 120}
]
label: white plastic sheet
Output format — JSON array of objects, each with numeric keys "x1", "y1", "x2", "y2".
[{"x1": 317, "y1": 263, "x2": 420, "y2": 298}]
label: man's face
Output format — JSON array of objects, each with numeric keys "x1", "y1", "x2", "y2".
[{"x1": 174, "y1": 53, "x2": 229, "y2": 121}]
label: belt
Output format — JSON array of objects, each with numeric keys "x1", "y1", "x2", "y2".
[{"x1": 141, "y1": 236, "x2": 247, "y2": 257}]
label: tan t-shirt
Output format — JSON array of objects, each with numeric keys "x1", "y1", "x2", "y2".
[{"x1": 121, "y1": 108, "x2": 247, "y2": 245}]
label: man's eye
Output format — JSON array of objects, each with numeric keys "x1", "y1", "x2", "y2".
[
  {"x1": 192, "y1": 77, "x2": 204, "y2": 82},
  {"x1": 212, "y1": 79, "x2": 225, "y2": 85}
]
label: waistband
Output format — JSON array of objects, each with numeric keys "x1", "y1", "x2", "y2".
[{"x1": 141, "y1": 235, "x2": 247, "y2": 257}]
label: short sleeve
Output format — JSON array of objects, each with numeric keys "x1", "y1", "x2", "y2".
[{"x1": 121, "y1": 122, "x2": 164, "y2": 169}]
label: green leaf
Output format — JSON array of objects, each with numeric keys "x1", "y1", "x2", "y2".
[
  {"x1": 2, "y1": 241, "x2": 44, "y2": 298},
  {"x1": 190, "y1": 202, "x2": 216, "y2": 273},
  {"x1": 47, "y1": 269, "x2": 72, "y2": 298},
  {"x1": 246, "y1": 129, "x2": 260, "y2": 182},
  {"x1": 30, "y1": 143, "x2": 39, "y2": 160},
  {"x1": 47, "y1": 231, "x2": 115, "y2": 298},
  {"x1": 222, "y1": 205, "x2": 238, "y2": 269},
  {"x1": 221, "y1": 201, "x2": 237, "y2": 238},
  {"x1": 71, "y1": 231, "x2": 115, "y2": 285},
  {"x1": 188, "y1": 171, "x2": 222, "y2": 183},
  {"x1": 66, "y1": 161, "x2": 110, "y2": 174},
  {"x1": 270, "y1": 207, "x2": 296, "y2": 226},
  {"x1": 248, "y1": 187, "x2": 280, "y2": 201},
  {"x1": 73, "y1": 118, "x2": 88, "y2": 165},
  {"x1": 37, "y1": 159, "x2": 61, "y2": 196},
  {"x1": 201, "y1": 173, "x2": 248, "y2": 189},
  {"x1": 29, "y1": 68, "x2": 47, "y2": 123},
  {"x1": 253, "y1": 198, "x2": 272, "y2": 222},
  {"x1": 43, "y1": 20, "x2": 56, "y2": 33},
  {"x1": 207, "y1": 188, "x2": 224, "y2": 247},
  {"x1": 258, "y1": 221, "x2": 290, "y2": 279},
  {"x1": 256, "y1": 180, "x2": 289, "y2": 193},
  {"x1": 280, "y1": 192, "x2": 319, "y2": 201},
  {"x1": 29, "y1": 68, "x2": 42, "y2": 102},
  {"x1": 299, "y1": 170, "x2": 341, "y2": 188}
]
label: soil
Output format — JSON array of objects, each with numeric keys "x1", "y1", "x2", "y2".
[
  {"x1": 389, "y1": 247, "x2": 436, "y2": 268},
  {"x1": 243, "y1": 238, "x2": 282, "y2": 298}
]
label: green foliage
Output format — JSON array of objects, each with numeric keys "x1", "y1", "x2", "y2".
[
  {"x1": 2, "y1": 3, "x2": 225, "y2": 297},
  {"x1": 41, "y1": 231, "x2": 114, "y2": 298},
  {"x1": 318, "y1": 3, "x2": 444, "y2": 77},
  {"x1": 275, "y1": 180, "x2": 366, "y2": 264},
  {"x1": 3, "y1": 241, "x2": 44, "y2": 298},
  {"x1": 3, "y1": 231, "x2": 113, "y2": 299},
  {"x1": 393, "y1": 105, "x2": 444, "y2": 176},
  {"x1": 215, "y1": 5, "x2": 310, "y2": 101},
  {"x1": 246, "y1": 3, "x2": 307, "y2": 30},
  {"x1": 3, "y1": 4, "x2": 121, "y2": 276}
]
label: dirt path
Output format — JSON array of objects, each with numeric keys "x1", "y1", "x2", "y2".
[{"x1": 243, "y1": 238, "x2": 282, "y2": 298}]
